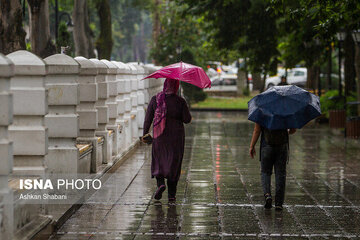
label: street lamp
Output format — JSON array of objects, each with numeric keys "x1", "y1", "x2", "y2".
[
  {"x1": 336, "y1": 29, "x2": 346, "y2": 96},
  {"x1": 55, "y1": 0, "x2": 73, "y2": 40},
  {"x1": 59, "y1": 12, "x2": 73, "y2": 32}
]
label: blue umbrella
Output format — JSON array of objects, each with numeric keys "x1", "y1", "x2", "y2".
[{"x1": 248, "y1": 85, "x2": 321, "y2": 129}]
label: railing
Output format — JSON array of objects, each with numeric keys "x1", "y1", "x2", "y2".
[{"x1": 0, "y1": 50, "x2": 163, "y2": 239}]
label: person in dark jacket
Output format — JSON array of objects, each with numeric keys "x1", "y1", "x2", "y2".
[
  {"x1": 142, "y1": 78, "x2": 192, "y2": 201},
  {"x1": 278, "y1": 75, "x2": 288, "y2": 86},
  {"x1": 249, "y1": 123, "x2": 296, "y2": 210}
]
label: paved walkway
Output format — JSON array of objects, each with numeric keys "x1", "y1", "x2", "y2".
[{"x1": 51, "y1": 112, "x2": 360, "y2": 239}]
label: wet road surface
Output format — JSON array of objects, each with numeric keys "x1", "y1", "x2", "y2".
[{"x1": 51, "y1": 112, "x2": 360, "y2": 239}]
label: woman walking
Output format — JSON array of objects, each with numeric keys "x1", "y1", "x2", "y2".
[{"x1": 142, "y1": 78, "x2": 191, "y2": 201}]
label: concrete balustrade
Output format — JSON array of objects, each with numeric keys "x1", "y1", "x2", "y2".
[
  {"x1": 43, "y1": 54, "x2": 80, "y2": 174},
  {"x1": 1, "y1": 50, "x2": 164, "y2": 239},
  {"x1": 7, "y1": 50, "x2": 48, "y2": 176},
  {"x1": 123, "y1": 66, "x2": 133, "y2": 148},
  {"x1": 129, "y1": 64, "x2": 139, "y2": 141},
  {"x1": 131, "y1": 64, "x2": 146, "y2": 137},
  {"x1": 112, "y1": 61, "x2": 127, "y2": 154},
  {"x1": 101, "y1": 59, "x2": 120, "y2": 160},
  {"x1": 74, "y1": 56, "x2": 99, "y2": 173},
  {"x1": 89, "y1": 59, "x2": 112, "y2": 166},
  {"x1": 0, "y1": 54, "x2": 14, "y2": 240},
  {"x1": 143, "y1": 67, "x2": 151, "y2": 107}
]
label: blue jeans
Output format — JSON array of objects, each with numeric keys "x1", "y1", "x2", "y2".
[{"x1": 260, "y1": 144, "x2": 288, "y2": 206}]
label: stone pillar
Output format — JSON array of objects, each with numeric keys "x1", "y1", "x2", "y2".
[
  {"x1": 111, "y1": 61, "x2": 127, "y2": 154},
  {"x1": 123, "y1": 66, "x2": 132, "y2": 149},
  {"x1": 89, "y1": 59, "x2": 112, "y2": 164},
  {"x1": 100, "y1": 60, "x2": 120, "y2": 160},
  {"x1": 74, "y1": 57, "x2": 98, "y2": 173},
  {"x1": 130, "y1": 64, "x2": 146, "y2": 138},
  {"x1": 128, "y1": 64, "x2": 139, "y2": 141},
  {"x1": 0, "y1": 54, "x2": 14, "y2": 240},
  {"x1": 143, "y1": 67, "x2": 150, "y2": 107},
  {"x1": 43, "y1": 54, "x2": 80, "y2": 174},
  {"x1": 7, "y1": 50, "x2": 48, "y2": 175}
]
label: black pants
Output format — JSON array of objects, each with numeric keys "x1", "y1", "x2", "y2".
[
  {"x1": 260, "y1": 144, "x2": 288, "y2": 206},
  {"x1": 156, "y1": 177, "x2": 177, "y2": 198}
]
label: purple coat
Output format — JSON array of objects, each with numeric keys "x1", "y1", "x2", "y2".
[{"x1": 143, "y1": 94, "x2": 191, "y2": 181}]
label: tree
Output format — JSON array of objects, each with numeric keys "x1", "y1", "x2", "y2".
[
  {"x1": 27, "y1": 0, "x2": 56, "y2": 58},
  {"x1": 344, "y1": 31, "x2": 356, "y2": 95},
  {"x1": 151, "y1": 0, "x2": 162, "y2": 58},
  {"x1": 181, "y1": 0, "x2": 279, "y2": 92},
  {"x1": 150, "y1": 1, "x2": 209, "y2": 103},
  {"x1": 94, "y1": 0, "x2": 113, "y2": 59},
  {"x1": 271, "y1": 0, "x2": 360, "y2": 107},
  {"x1": 73, "y1": 0, "x2": 95, "y2": 58},
  {"x1": 0, "y1": 0, "x2": 26, "y2": 54}
]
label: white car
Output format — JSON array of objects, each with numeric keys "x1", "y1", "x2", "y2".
[
  {"x1": 210, "y1": 74, "x2": 237, "y2": 86},
  {"x1": 209, "y1": 73, "x2": 253, "y2": 91},
  {"x1": 265, "y1": 68, "x2": 307, "y2": 89}
]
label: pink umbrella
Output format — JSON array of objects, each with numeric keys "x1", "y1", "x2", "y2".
[{"x1": 143, "y1": 61, "x2": 211, "y2": 89}]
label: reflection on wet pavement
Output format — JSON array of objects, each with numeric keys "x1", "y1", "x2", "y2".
[{"x1": 51, "y1": 112, "x2": 360, "y2": 239}]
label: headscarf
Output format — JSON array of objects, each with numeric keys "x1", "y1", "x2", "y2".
[{"x1": 153, "y1": 78, "x2": 180, "y2": 138}]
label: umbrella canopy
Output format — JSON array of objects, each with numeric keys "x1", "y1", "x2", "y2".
[
  {"x1": 143, "y1": 61, "x2": 211, "y2": 89},
  {"x1": 248, "y1": 85, "x2": 321, "y2": 129}
]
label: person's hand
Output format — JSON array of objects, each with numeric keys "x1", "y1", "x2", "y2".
[
  {"x1": 140, "y1": 136, "x2": 149, "y2": 144},
  {"x1": 249, "y1": 146, "x2": 256, "y2": 159}
]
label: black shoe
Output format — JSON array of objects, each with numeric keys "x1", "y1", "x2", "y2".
[
  {"x1": 275, "y1": 205, "x2": 283, "y2": 211},
  {"x1": 154, "y1": 185, "x2": 166, "y2": 200},
  {"x1": 264, "y1": 194, "x2": 272, "y2": 209}
]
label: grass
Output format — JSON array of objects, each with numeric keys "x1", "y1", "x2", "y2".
[{"x1": 191, "y1": 96, "x2": 253, "y2": 109}]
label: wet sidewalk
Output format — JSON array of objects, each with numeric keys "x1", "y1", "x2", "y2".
[{"x1": 51, "y1": 112, "x2": 360, "y2": 239}]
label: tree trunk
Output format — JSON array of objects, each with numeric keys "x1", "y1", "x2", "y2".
[
  {"x1": 139, "y1": 21, "x2": 146, "y2": 63},
  {"x1": 0, "y1": 0, "x2": 26, "y2": 54},
  {"x1": 27, "y1": 0, "x2": 56, "y2": 58},
  {"x1": 236, "y1": 68, "x2": 246, "y2": 96},
  {"x1": 132, "y1": 34, "x2": 139, "y2": 62},
  {"x1": 252, "y1": 72, "x2": 262, "y2": 91},
  {"x1": 306, "y1": 65, "x2": 320, "y2": 93},
  {"x1": 354, "y1": 44, "x2": 360, "y2": 114},
  {"x1": 326, "y1": 47, "x2": 332, "y2": 90},
  {"x1": 73, "y1": 0, "x2": 95, "y2": 58},
  {"x1": 152, "y1": 0, "x2": 161, "y2": 64},
  {"x1": 344, "y1": 32, "x2": 356, "y2": 95},
  {"x1": 95, "y1": 0, "x2": 113, "y2": 60},
  {"x1": 261, "y1": 73, "x2": 267, "y2": 92}
]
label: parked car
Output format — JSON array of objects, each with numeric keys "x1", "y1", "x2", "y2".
[
  {"x1": 210, "y1": 74, "x2": 237, "y2": 86},
  {"x1": 265, "y1": 68, "x2": 307, "y2": 89},
  {"x1": 210, "y1": 73, "x2": 253, "y2": 91}
]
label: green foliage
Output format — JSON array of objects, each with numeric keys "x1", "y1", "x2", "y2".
[
  {"x1": 320, "y1": 90, "x2": 357, "y2": 117},
  {"x1": 26, "y1": 42, "x2": 32, "y2": 51},
  {"x1": 109, "y1": 0, "x2": 151, "y2": 61},
  {"x1": 150, "y1": 2, "x2": 210, "y2": 66},
  {"x1": 180, "y1": 0, "x2": 279, "y2": 87},
  {"x1": 150, "y1": 2, "x2": 209, "y2": 103}
]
